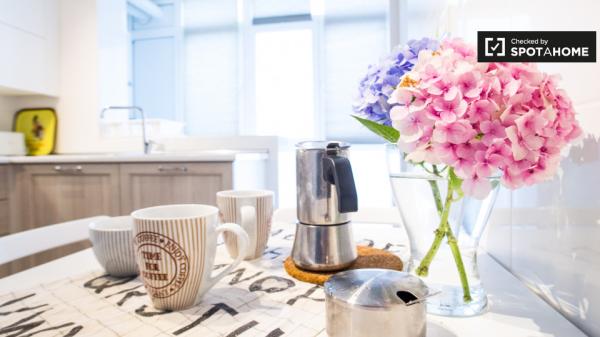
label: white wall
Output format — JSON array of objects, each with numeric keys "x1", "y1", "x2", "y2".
[
  {"x1": 0, "y1": 0, "x2": 132, "y2": 152},
  {"x1": 444, "y1": 1, "x2": 600, "y2": 336},
  {"x1": 0, "y1": 96, "x2": 15, "y2": 130},
  {"x1": 0, "y1": 0, "x2": 109, "y2": 152},
  {"x1": 53, "y1": 0, "x2": 101, "y2": 153},
  {"x1": 0, "y1": 95, "x2": 59, "y2": 135},
  {"x1": 97, "y1": 0, "x2": 130, "y2": 110},
  {"x1": 54, "y1": 0, "x2": 135, "y2": 154},
  {"x1": 0, "y1": 0, "x2": 59, "y2": 132}
]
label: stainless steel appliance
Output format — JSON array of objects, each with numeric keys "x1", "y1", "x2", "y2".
[
  {"x1": 291, "y1": 141, "x2": 358, "y2": 271},
  {"x1": 325, "y1": 269, "x2": 432, "y2": 337}
]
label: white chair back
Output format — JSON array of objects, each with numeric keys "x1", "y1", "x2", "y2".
[{"x1": 0, "y1": 216, "x2": 109, "y2": 266}]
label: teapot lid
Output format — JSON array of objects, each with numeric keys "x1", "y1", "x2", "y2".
[
  {"x1": 324, "y1": 269, "x2": 430, "y2": 309},
  {"x1": 296, "y1": 140, "x2": 350, "y2": 150}
]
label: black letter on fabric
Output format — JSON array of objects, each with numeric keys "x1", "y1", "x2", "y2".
[
  {"x1": 172, "y1": 303, "x2": 238, "y2": 335},
  {"x1": 249, "y1": 276, "x2": 295, "y2": 293}
]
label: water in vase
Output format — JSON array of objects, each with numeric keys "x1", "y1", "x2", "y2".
[{"x1": 390, "y1": 173, "x2": 498, "y2": 316}]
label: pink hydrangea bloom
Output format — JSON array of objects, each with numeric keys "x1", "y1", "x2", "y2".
[{"x1": 389, "y1": 38, "x2": 582, "y2": 198}]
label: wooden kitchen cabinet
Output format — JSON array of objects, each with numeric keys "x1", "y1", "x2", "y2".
[
  {"x1": 1, "y1": 160, "x2": 233, "y2": 277},
  {"x1": 0, "y1": 165, "x2": 8, "y2": 236},
  {"x1": 1, "y1": 163, "x2": 121, "y2": 277},
  {"x1": 0, "y1": 165, "x2": 10, "y2": 277},
  {"x1": 10, "y1": 164, "x2": 121, "y2": 229},
  {"x1": 0, "y1": 200, "x2": 8, "y2": 236},
  {"x1": 119, "y1": 162, "x2": 233, "y2": 214}
]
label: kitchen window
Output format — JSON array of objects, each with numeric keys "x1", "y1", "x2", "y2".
[
  {"x1": 130, "y1": 0, "x2": 391, "y2": 141},
  {"x1": 252, "y1": 25, "x2": 316, "y2": 138},
  {"x1": 127, "y1": 0, "x2": 452, "y2": 207}
]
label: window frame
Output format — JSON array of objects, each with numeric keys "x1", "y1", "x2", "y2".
[
  {"x1": 127, "y1": 0, "x2": 405, "y2": 139},
  {"x1": 238, "y1": 5, "x2": 324, "y2": 139},
  {"x1": 129, "y1": 0, "x2": 184, "y2": 123},
  {"x1": 237, "y1": 0, "x2": 403, "y2": 140}
]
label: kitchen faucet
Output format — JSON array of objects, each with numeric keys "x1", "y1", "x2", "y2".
[{"x1": 100, "y1": 106, "x2": 154, "y2": 154}]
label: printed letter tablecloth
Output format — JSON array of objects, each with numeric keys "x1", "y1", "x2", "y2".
[{"x1": 0, "y1": 223, "x2": 408, "y2": 337}]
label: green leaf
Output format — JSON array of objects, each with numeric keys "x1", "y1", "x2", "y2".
[
  {"x1": 448, "y1": 168, "x2": 464, "y2": 199},
  {"x1": 351, "y1": 115, "x2": 400, "y2": 143}
]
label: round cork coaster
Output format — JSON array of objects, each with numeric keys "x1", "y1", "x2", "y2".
[{"x1": 283, "y1": 246, "x2": 404, "y2": 286}]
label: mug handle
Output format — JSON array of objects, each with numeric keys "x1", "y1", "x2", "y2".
[
  {"x1": 240, "y1": 205, "x2": 257, "y2": 258},
  {"x1": 208, "y1": 223, "x2": 250, "y2": 288}
]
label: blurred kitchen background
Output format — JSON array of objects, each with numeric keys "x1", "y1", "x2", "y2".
[{"x1": 0, "y1": 0, "x2": 599, "y2": 335}]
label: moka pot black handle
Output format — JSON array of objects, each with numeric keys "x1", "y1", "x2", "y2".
[{"x1": 322, "y1": 153, "x2": 358, "y2": 214}]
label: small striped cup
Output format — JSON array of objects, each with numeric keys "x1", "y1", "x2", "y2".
[
  {"x1": 131, "y1": 204, "x2": 249, "y2": 311},
  {"x1": 89, "y1": 216, "x2": 139, "y2": 277},
  {"x1": 217, "y1": 190, "x2": 274, "y2": 260}
]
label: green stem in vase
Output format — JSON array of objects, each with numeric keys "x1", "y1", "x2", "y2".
[
  {"x1": 415, "y1": 178, "x2": 453, "y2": 277},
  {"x1": 446, "y1": 228, "x2": 472, "y2": 302},
  {"x1": 415, "y1": 167, "x2": 472, "y2": 303},
  {"x1": 429, "y1": 165, "x2": 444, "y2": 216}
]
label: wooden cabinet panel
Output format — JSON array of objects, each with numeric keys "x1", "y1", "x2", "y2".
[
  {"x1": 10, "y1": 164, "x2": 121, "y2": 230},
  {"x1": 0, "y1": 165, "x2": 8, "y2": 237},
  {"x1": 0, "y1": 165, "x2": 7, "y2": 200},
  {"x1": 2, "y1": 161, "x2": 233, "y2": 277},
  {"x1": 0, "y1": 199, "x2": 8, "y2": 237},
  {"x1": 120, "y1": 162, "x2": 233, "y2": 214},
  {"x1": 2, "y1": 163, "x2": 120, "y2": 277}
]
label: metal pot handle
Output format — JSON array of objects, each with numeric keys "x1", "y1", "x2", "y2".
[{"x1": 322, "y1": 143, "x2": 358, "y2": 214}]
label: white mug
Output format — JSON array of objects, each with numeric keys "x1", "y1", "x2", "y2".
[
  {"x1": 89, "y1": 216, "x2": 139, "y2": 277},
  {"x1": 216, "y1": 190, "x2": 274, "y2": 260},
  {"x1": 131, "y1": 204, "x2": 249, "y2": 310}
]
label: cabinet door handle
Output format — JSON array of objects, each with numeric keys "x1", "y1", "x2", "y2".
[
  {"x1": 54, "y1": 165, "x2": 83, "y2": 173},
  {"x1": 157, "y1": 165, "x2": 188, "y2": 172}
]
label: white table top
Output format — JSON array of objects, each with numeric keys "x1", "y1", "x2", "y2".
[{"x1": 0, "y1": 222, "x2": 585, "y2": 337}]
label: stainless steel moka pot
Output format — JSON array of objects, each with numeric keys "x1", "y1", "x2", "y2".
[{"x1": 292, "y1": 141, "x2": 358, "y2": 271}]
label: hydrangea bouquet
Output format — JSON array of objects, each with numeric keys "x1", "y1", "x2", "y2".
[{"x1": 353, "y1": 38, "x2": 581, "y2": 302}]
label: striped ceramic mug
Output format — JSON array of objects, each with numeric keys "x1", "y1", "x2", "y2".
[
  {"x1": 89, "y1": 216, "x2": 139, "y2": 277},
  {"x1": 131, "y1": 204, "x2": 249, "y2": 311},
  {"x1": 216, "y1": 190, "x2": 274, "y2": 260}
]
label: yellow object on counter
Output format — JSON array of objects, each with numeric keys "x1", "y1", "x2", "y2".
[{"x1": 13, "y1": 108, "x2": 57, "y2": 156}]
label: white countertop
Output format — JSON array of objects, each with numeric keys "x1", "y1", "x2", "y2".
[{"x1": 0, "y1": 150, "x2": 240, "y2": 164}]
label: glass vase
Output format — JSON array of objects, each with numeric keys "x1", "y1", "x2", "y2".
[{"x1": 386, "y1": 144, "x2": 500, "y2": 317}]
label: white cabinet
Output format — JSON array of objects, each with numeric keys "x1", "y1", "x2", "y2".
[
  {"x1": 0, "y1": 0, "x2": 49, "y2": 37},
  {"x1": 0, "y1": 0, "x2": 59, "y2": 96}
]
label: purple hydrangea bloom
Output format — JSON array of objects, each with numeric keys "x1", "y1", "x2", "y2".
[{"x1": 353, "y1": 38, "x2": 439, "y2": 126}]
